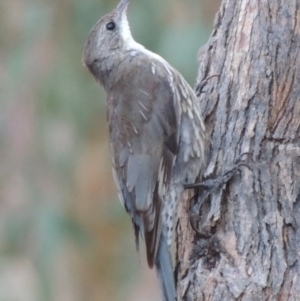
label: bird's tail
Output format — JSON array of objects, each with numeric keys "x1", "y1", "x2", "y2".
[{"x1": 155, "y1": 232, "x2": 177, "y2": 301}]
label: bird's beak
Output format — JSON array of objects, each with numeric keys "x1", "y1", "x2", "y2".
[{"x1": 116, "y1": 0, "x2": 130, "y2": 15}]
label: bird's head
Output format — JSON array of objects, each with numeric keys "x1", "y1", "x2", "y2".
[{"x1": 82, "y1": 0, "x2": 132, "y2": 77}]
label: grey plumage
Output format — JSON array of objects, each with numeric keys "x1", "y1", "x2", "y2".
[
  {"x1": 83, "y1": 0, "x2": 205, "y2": 300},
  {"x1": 156, "y1": 231, "x2": 177, "y2": 301}
]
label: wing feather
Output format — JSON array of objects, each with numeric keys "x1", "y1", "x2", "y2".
[
  {"x1": 134, "y1": 153, "x2": 160, "y2": 211},
  {"x1": 126, "y1": 154, "x2": 140, "y2": 192},
  {"x1": 108, "y1": 56, "x2": 180, "y2": 267}
]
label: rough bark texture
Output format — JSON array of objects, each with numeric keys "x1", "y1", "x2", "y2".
[{"x1": 176, "y1": 0, "x2": 300, "y2": 300}]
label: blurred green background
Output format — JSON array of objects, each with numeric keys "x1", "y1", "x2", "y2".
[{"x1": 0, "y1": 0, "x2": 220, "y2": 300}]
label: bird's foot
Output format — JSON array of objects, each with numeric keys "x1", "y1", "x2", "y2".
[{"x1": 185, "y1": 152, "x2": 252, "y2": 236}]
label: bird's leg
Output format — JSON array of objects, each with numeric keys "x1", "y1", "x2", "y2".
[
  {"x1": 185, "y1": 153, "x2": 252, "y2": 236},
  {"x1": 196, "y1": 74, "x2": 220, "y2": 96},
  {"x1": 185, "y1": 152, "x2": 252, "y2": 190}
]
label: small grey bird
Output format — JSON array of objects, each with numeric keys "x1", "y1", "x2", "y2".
[{"x1": 83, "y1": 0, "x2": 205, "y2": 300}]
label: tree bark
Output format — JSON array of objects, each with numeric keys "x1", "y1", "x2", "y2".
[{"x1": 176, "y1": 0, "x2": 300, "y2": 300}]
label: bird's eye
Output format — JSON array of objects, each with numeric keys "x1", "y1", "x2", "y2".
[{"x1": 106, "y1": 21, "x2": 116, "y2": 31}]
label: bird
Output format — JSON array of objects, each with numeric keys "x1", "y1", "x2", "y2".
[{"x1": 82, "y1": 0, "x2": 205, "y2": 300}]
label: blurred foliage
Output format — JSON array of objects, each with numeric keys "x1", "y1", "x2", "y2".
[{"x1": 0, "y1": 0, "x2": 220, "y2": 300}]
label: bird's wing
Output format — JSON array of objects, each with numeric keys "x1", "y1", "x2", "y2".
[{"x1": 109, "y1": 62, "x2": 180, "y2": 267}]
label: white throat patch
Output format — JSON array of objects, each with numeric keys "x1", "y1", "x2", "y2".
[
  {"x1": 120, "y1": 15, "x2": 145, "y2": 51},
  {"x1": 120, "y1": 14, "x2": 166, "y2": 65}
]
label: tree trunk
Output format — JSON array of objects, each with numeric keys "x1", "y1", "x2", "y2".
[{"x1": 176, "y1": 0, "x2": 300, "y2": 300}]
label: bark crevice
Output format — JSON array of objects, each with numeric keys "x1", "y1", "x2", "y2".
[{"x1": 176, "y1": 0, "x2": 300, "y2": 300}]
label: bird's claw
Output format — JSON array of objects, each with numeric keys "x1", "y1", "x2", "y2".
[{"x1": 186, "y1": 152, "x2": 253, "y2": 235}]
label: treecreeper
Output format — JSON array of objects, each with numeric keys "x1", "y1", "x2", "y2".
[{"x1": 82, "y1": 0, "x2": 205, "y2": 300}]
